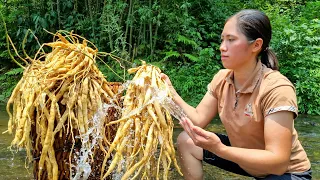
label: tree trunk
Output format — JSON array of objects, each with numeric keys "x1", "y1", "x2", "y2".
[
  {"x1": 128, "y1": 0, "x2": 134, "y2": 57},
  {"x1": 136, "y1": 22, "x2": 143, "y2": 57},
  {"x1": 149, "y1": 0, "x2": 153, "y2": 57},
  {"x1": 74, "y1": 0, "x2": 77, "y2": 11},
  {"x1": 123, "y1": 0, "x2": 132, "y2": 52},
  {"x1": 57, "y1": 0, "x2": 61, "y2": 29},
  {"x1": 100, "y1": 0, "x2": 114, "y2": 51},
  {"x1": 85, "y1": 0, "x2": 89, "y2": 13},
  {"x1": 88, "y1": 0, "x2": 96, "y2": 41},
  {"x1": 50, "y1": 0, "x2": 53, "y2": 11},
  {"x1": 143, "y1": 23, "x2": 146, "y2": 56},
  {"x1": 106, "y1": 14, "x2": 114, "y2": 51},
  {"x1": 27, "y1": 0, "x2": 31, "y2": 25},
  {"x1": 153, "y1": 23, "x2": 159, "y2": 55}
]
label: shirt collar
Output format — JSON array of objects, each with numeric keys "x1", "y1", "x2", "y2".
[{"x1": 225, "y1": 60, "x2": 264, "y2": 94}]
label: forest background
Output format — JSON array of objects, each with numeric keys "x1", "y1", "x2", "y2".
[{"x1": 0, "y1": 0, "x2": 319, "y2": 115}]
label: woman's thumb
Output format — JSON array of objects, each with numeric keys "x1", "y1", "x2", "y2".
[{"x1": 160, "y1": 73, "x2": 171, "y2": 84}]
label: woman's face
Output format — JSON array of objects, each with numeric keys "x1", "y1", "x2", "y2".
[{"x1": 220, "y1": 17, "x2": 256, "y2": 70}]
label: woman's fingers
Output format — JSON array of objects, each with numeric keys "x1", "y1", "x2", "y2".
[
  {"x1": 180, "y1": 117, "x2": 193, "y2": 136},
  {"x1": 183, "y1": 117, "x2": 209, "y2": 139},
  {"x1": 160, "y1": 73, "x2": 172, "y2": 86},
  {"x1": 180, "y1": 117, "x2": 196, "y2": 140},
  {"x1": 181, "y1": 117, "x2": 223, "y2": 153},
  {"x1": 181, "y1": 118, "x2": 206, "y2": 147},
  {"x1": 185, "y1": 119, "x2": 209, "y2": 141},
  {"x1": 160, "y1": 73, "x2": 179, "y2": 99},
  {"x1": 159, "y1": 73, "x2": 168, "y2": 79},
  {"x1": 181, "y1": 117, "x2": 207, "y2": 142},
  {"x1": 193, "y1": 126, "x2": 210, "y2": 139}
]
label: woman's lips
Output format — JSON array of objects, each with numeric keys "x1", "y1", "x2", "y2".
[{"x1": 221, "y1": 55, "x2": 228, "y2": 60}]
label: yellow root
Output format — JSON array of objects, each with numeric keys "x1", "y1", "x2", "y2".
[
  {"x1": 7, "y1": 32, "x2": 181, "y2": 180},
  {"x1": 6, "y1": 31, "x2": 121, "y2": 180},
  {"x1": 101, "y1": 62, "x2": 182, "y2": 179}
]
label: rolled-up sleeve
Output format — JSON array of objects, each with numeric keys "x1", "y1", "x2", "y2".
[{"x1": 261, "y1": 79, "x2": 298, "y2": 119}]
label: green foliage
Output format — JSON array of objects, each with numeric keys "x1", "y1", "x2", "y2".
[
  {"x1": 162, "y1": 50, "x2": 180, "y2": 61},
  {"x1": 0, "y1": 67, "x2": 23, "y2": 102},
  {"x1": 164, "y1": 47, "x2": 221, "y2": 106},
  {"x1": 177, "y1": 35, "x2": 198, "y2": 49},
  {"x1": 4, "y1": 67, "x2": 23, "y2": 75},
  {"x1": 262, "y1": 2, "x2": 320, "y2": 115},
  {"x1": 0, "y1": 0, "x2": 319, "y2": 114}
]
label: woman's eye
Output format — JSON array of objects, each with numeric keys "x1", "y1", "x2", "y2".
[{"x1": 220, "y1": 38, "x2": 234, "y2": 43}]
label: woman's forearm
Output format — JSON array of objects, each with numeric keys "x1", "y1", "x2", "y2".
[
  {"x1": 216, "y1": 145, "x2": 290, "y2": 176},
  {"x1": 173, "y1": 94, "x2": 207, "y2": 128}
]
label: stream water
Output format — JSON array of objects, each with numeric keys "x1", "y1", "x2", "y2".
[{"x1": 0, "y1": 104, "x2": 319, "y2": 180}]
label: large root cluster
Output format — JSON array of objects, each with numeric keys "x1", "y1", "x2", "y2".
[
  {"x1": 101, "y1": 62, "x2": 183, "y2": 180},
  {"x1": 6, "y1": 32, "x2": 120, "y2": 180},
  {"x1": 6, "y1": 32, "x2": 183, "y2": 180}
]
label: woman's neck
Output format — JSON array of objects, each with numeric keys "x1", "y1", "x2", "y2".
[{"x1": 233, "y1": 60, "x2": 258, "y2": 91}]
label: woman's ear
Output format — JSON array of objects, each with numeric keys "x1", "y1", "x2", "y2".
[{"x1": 252, "y1": 38, "x2": 263, "y2": 53}]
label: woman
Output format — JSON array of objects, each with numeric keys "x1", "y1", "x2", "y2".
[{"x1": 161, "y1": 9, "x2": 311, "y2": 179}]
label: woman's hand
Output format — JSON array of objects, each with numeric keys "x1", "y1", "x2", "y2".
[
  {"x1": 160, "y1": 73, "x2": 178, "y2": 98},
  {"x1": 180, "y1": 116, "x2": 225, "y2": 154}
]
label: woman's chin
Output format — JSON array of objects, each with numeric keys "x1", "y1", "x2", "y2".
[{"x1": 221, "y1": 61, "x2": 231, "y2": 69}]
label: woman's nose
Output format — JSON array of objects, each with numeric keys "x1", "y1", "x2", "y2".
[{"x1": 219, "y1": 41, "x2": 227, "y2": 52}]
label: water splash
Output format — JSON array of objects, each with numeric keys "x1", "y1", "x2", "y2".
[
  {"x1": 71, "y1": 78, "x2": 186, "y2": 179},
  {"x1": 71, "y1": 103, "x2": 119, "y2": 180},
  {"x1": 111, "y1": 158, "x2": 125, "y2": 180},
  {"x1": 118, "y1": 79, "x2": 187, "y2": 123},
  {"x1": 159, "y1": 96, "x2": 187, "y2": 122},
  {"x1": 148, "y1": 87, "x2": 187, "y2": 122}
]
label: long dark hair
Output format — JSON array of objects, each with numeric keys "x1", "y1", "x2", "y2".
[{"x1": 230, "y1": 9, "x2": 279, "y2": 70}]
